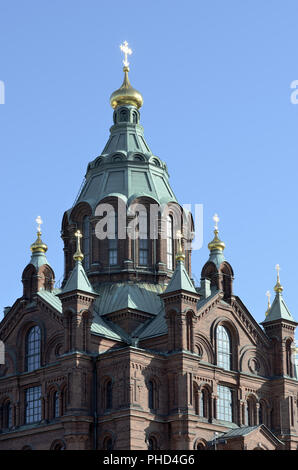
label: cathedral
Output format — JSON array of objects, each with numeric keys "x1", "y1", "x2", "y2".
[{"x1": 0, "y1": 43, "x2": 297, "y2": 451}]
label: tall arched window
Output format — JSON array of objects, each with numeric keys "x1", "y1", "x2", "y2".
[
  {"x1": 286, "y1": 340, "x2": 293, "y2": 377},
  {"x1": 108, "y1": 212, "x2": 118, "y2": 266},
  {"x1": 26, "y1": 326, "x2": 41, "y2": 372},
  {"x1": 103, "y1": 437, "x2": 113, "y2": 450},
  {"x1": 166, "y1": 215, "x2": 173, "y2": 270},
  {"x1": 259, "y1": 401, "x2": 264, "y2": 425},
  {"x1": 82, "y1": 216, "x2": 90, "y2": 270},
  {"x1": 199, "y1": 389, "x2": 209, "y2": 418},
  {"x1": 139, "y1": 210, "x2": 148, "y2": 266},
  {"x1": 148, "y1": 380, "x2": 154, "y2": 410},
  {"x1": 53, "y1": 391, "x2": 60, "y2": 419},
  {"x1": 216, "y1": 325, "x2": 231, "y2": 370}
]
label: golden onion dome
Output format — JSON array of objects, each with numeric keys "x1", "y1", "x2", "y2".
[
  {"x1": 31, "y1": 231, "x2": 48, "y2": 254},
  {"x1": 110, "y1": 66, "x2": 143, "y2": 109},
  {"x1": 274, "y1": 264, "x2": 283, "y2": 293},
  {"x1": 208, "y1": 229, "x2": 225, "y2": 252}
]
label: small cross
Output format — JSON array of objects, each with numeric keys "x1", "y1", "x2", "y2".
[
  {"x1": 36, "y1": 216, "x2": 43, "y2": 233},
  {"x1": 275, "y1": 263, "x2": 281, "y2": 281},
  {"x1": 120, "y1": 41, "x2": 132, "y2": 67},
  {"x1": 75, "y1": 229, "x2": 83, "y2": 250},
  {"x1": 213, "y1": 213, "x2": 219, "y2": 230},
  {"x1": 266, "y1": 290, "x2": 271, "y2": 308},
  {"x1": 176, "y1": 230, "x2": 183, "y2": 252}
]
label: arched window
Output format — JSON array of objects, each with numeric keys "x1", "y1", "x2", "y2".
[
  {"x1": 82, "y1": 216, "x2": 90, "y2": 270},
  {"x1": 286, "y1": 340, "x2": 293, "y2": 377},
  {"x1": 148, "y1": 381, "x2": 154, "y2": 410},
  {"x1": 108, "y1": 212, "x2": 118, "y2": 266},
  {"x1": 166, "y1": 215, "x2": 173, "y2": 270},
  {"x1": 199, "y1": 389, "x2": 209, "y2": 418},
  {"x1": 216, "y1": 325, "x2": 231, "y2": 370},
  {"x1": 148, "y1": 379, "x2": 158, "y2": 410},
  {"x1": 106, "y1": 380, "x2": 112, "y2": 410},
  {"x1": 139, "y1": 210, "x2": 148, "y2": 266},
  {"x1": 246, "y1": 396, "x2": 256, "y2": 426},
  {"x1": 103, "y1": 437, "x2": 113, "y2": 450},
  {"x1": 53, "y1": 391, "x2": 60, "y2": 419},
  {"x1": 26, "y1": 326, "x2": 41, "y2": 372},
  {"x1": 51, "y1": 440, "x2": 65, "y2": 450}
]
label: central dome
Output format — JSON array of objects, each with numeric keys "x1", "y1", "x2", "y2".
[{"x1": 110, "y1": 66, "x2": 143, "y2": 109}]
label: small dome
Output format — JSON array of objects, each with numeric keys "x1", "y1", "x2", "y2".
[
  {"x1": 110, "y1": 66, "x2": 143, "y2": 109},
  {"x1": 31, "y1": 231, "x2": 48, "y2": 254},
  {"x1": 208, "y1": 229, "x2": 225, "y2": 252}
]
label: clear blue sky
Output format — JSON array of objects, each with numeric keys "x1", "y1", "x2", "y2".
[{"x1": 0, "y1": 0, "x2": 297, "y2": 329}]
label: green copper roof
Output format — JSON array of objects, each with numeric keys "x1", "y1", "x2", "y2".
[
  {"x1": 93, "y1": 282, "x2": 164, "y2": 316},
  {"x1": 208, "y1": 248, "x2": 225, "y2": 269},
  {"x1": 61, "y1": 261, "x2": 97, "y2": 295},
  {"x1": 70, "y1": 106, "x2": 177, "y2": 216},
  {"x1": 262, "y1": 292, "x2": 296, "y2": 323},
  {"x1": 29, "y1": 251, "x2": 51, "y2": 270},
  {"x1": 164, "y1": 260, "x2": 197, "y2": 295},
  {"x1": 37, "y1": 288, "x2": 62, "y2": 312}
]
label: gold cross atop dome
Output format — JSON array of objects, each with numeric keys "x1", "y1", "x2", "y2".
[
  {"x1": 265, "y1": 290, "x2": 271, "y2": 316},
  {"x1": 110, "y1": 41, "x2": 143, "y2": 109},
  {"x1": 176, "y1": 230, "x2": 185, "y2": 262},
  {"x1": 36, "y1": 215, "x2": 43, "y2": 233},
  {"x1": 31, "y1": 215, "x2": 48, "y2": 254},
  {"x1": 274, "y1": 263, "x2": 283, "y2": 293},
  {"x1": 73, "y1": 230, "x2": 84, "y2": 262},
  {"x1": 213, "y1": 213, "x2": 219, "y2": 230},
  {"x1": 120, "y1": 41, "x2": 132, "y2": 68}
]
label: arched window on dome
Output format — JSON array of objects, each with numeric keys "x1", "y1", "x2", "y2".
[
  {"x1": 82, "y1": 216, "x2": 90, "y2": 270},
  {"x1": 166, "y1": 215, "x2": 173, "y2": 270},
  {"x1": 26, "y1": 326, "x2": 41, "y2": 372},
  {"x1": 108, "y1": 212, "x2": 118, "y2": 266},
  {"x1": 216, "y1": 325, "x2": 231, "y2": 370},
  {"x1": 139, "y1": 210, "x2": 148, "y2": 266}
]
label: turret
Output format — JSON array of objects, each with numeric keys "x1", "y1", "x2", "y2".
[
  {"x1": 22, "y1": 216, "x2": 55, "y2": 300},
  {"x1": 201, "y1": 214, "x2": 233, "y2": 300},
  {"x1": 261, "y1": 265, "x2": 297, "y2": 377},
  {"x1": 58, "y1": 230, "x2": 97, "y2": 354},
  {"x1": 161, "y1": 232, "x2": 199, "y2": 352}
]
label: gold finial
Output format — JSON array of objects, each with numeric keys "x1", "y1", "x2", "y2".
[
  {"x1": 265, "y1": 290, "x2": 271, "y2": 316},
  {"x1": 208, "y1": 213, "x2": 225, "y2": 252},
  {"x1": 30, "y1": 215, "x2": 48, "y2": 253},
  {"x1": 120, "y1": 41, "x2": 132, "y2": 69},
  {"x1": 110, "y1": 41, "x2": 143, "y2": 109},
  {"x1": 73, "y1": 230, "x2": 84, "y2": 262},
  {"x1": 274, "y1": 263, "x2": 283, "y2": 293},
  {"x1": 176, "y1": 230, "x2": 185, "y2": 262}
]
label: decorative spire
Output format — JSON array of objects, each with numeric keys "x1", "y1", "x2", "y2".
[
  {"x1": 208, "y1": 213, "x2": 225, "y2": 252},
  {"x1": 274, "y1": 264, "x2": 283, "y2": 293},
  {"x1": 73, "y1": 230, "x2": 84, "y2": 262},
  {"x1": 176, "y1": 230, "x2": 185, "y2": 262},
  {"x1": 110, "y1": 41, "x2": 143, "y2": 109},
  {"x1": 265, "y1": 290, "x2": 271, "y2": 317},
  {"x1": 30, "y1": 216, "x2": 48, "y2": 254}
]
